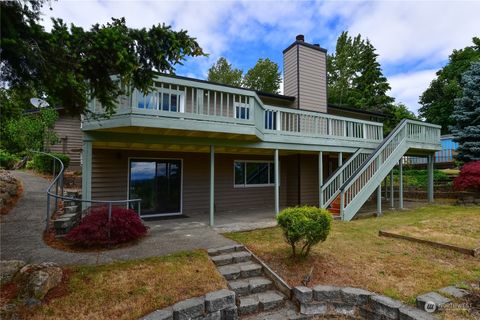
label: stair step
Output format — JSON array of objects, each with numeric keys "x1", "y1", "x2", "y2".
[
  {"x1": 238, "y1": 295, "x2": 259, "y2": 315},
  {"x1": 243, "y1": 307, "x2": 311, "y2": 320},
  {"x1": 258, "y1": 291, "x2": 285, "y2": 311},
  {"x1": 218, "y1": 262, "x2": 262, "y2": 280},
  {"x1": 229, "y1": 277, "x2": 273, "y2": 296},
  {"x1": 238, "y1": 291, "x2": 285, "y2": 315},
  {"x1": 64, "y1": 205, "x2": 80, "y2": 214},
  {"x1": 211, "y1": 251, "x2": 252, "y2": 266},
  {"x1": 207, "y1": 244, "x2": 244, "y2": 256},
  {"x1": 249, "y1": 277, "x2": 273, "y2": 294}
]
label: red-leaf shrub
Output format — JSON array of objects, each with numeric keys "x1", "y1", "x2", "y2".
[
  {"x1": 453, "y1": 161, "x2": 480, "y2": 191},
  {"x1": 65, "y1": 206, "x2": 148, "y2": 246}
]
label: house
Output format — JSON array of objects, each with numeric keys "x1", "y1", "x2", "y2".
[
  {"x1": 404, "y1": 135, "x2": 458, "y2": 168},
  {"x1": 73, "y1": 34, "x2": 440, "y2": 223}
]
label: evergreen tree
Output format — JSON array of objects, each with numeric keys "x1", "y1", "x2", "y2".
[
  {"x1": 327, "y1": 31, "x2": 393, "y2": 112},
  {"x1": 243, "y1": 58, "x2": 281, "y2": 93},
  {"x1": 419, "y1": 37, "x2": 480, "y2": 134},
  {"x1": 207, "y1": 57, "x2": 243, "y2": 87},
  {"x1": 450, "y1": 62, "x2": 480, "y2": 162}
]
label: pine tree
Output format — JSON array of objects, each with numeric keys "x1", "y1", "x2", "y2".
[
  {"x1": 450, "y1": 62, "x2": 480, "y2": 162},
  {"x1": 327, "y1": 31, "x2": 393, "y2": 112}
]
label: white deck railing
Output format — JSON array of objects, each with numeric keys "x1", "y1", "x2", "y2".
[{"x1": 87, "y1": 75, "x2": 384, "y2": 143}]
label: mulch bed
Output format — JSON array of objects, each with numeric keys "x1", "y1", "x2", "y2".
[{"x1": 42, "y1": 228, "x2": 146, "y2": 253}]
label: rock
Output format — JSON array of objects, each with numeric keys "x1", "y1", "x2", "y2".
[
  {"x1": 203, "y1": 310, "x2": 221, "y2": 320},
  {"x1": 293, "y1": 286, "x2": 313, "y2": 303},
  {"x1": 172, "y1": 297, "x2": 205, "y2": 320},
  {"x1": 369, "y1": 295, "x2": 402, "y2": 319},
  {"x1": 20, "y1": 262, "x2": 63, "y2": 300},
  {"x1": 300, "y1": 301, "x2": 327, "y2": 315},
  {"x1": 204, "y1": 289, "x2": 235, "y2": 312},
  {"x1": 24, "y1": 297, "x2": 42, "y2": 307},
  {"x1": 416, "y1": 292, "x2": 450, "y2": 312},
  {"x1": 341, "y1": 287, "x2": 374, "y2": 305},
  {"x1": 399, "y1": 306, "x2": 437, "y2": 320},
  {"x1": 312, "y1": 285, "x2": 342, "y2": 302},
  {"x1": 221, "y1": 306, "x2": 238, "y2": 320},
  {"x1": 141, "y1": 307, "x2": 173, "y2": 320},
  {"x1": 438, "y1": 286, "x2": 469, "y2": 299},
  {"x1": 0, "y1": 260, "x2": 26, "y2": 284}
]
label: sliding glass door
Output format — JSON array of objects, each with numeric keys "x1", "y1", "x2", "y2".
[{"x1": 129, "y1": 159, "x2": 182, "y2": 216}]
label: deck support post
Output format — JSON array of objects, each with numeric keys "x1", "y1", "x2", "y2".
[
  {"x1": 338, "y1": 152, "x2": 343, "y2": 184},
  {"x1": 274, "y1": 149, "x2": 280, "y2": 215},
  {"x1": 318, "y1": 151, "x2": 323, "y2": 207},
  {"x1": 376, "y1": 184, "x2": 382, "y2": 216},
  {"x1": 399, "y1": 158, "x2": 404, "y2": 209},
  {"x1": 81, "y1": 140, "x2": 92, "y2": 211},
  {"x1": 390, "y1": 170, "x2": 394, "y2": 208},
  {"x1": 210, "y1": 145, "x2": 215, "y2": 226},
  {"x1": 427, "y1": 154, "x2": 434, "y2": 203}
]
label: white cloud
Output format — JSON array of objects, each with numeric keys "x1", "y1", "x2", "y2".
[
  {"x1": 341, "y1": 1, "x2": 480, "y2": 64},
  {"x1": 39, "y1": 0, "x2": 479, "y2": 113},
  {"x1": 388, "y1": 69, "x2": 438, "y2": 114}
]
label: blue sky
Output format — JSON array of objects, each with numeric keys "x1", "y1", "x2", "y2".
[{"x1": 41, "y1": 1, "x2": 480, "y2": 114}]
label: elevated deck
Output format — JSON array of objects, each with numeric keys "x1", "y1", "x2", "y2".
[{"x1": 82, "y1": 75, "x2": 384, "y2": 153}]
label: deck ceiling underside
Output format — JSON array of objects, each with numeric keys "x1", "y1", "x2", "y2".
[{"x1": 92, "y1": 140, "x2": 347, "y2": 156}]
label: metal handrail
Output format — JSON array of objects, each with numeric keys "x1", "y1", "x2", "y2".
[{"x1": 34, "y1": 151, "x2": 142, "y2": 231}]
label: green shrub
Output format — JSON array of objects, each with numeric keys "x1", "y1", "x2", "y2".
[
  {"x1": 276, "y1": 206, "x2": 332, "y2": 258},
  {"x1": 31, "y1": 153, "x2": 70, "y2": 174},
  {"x1": 0, "y1": 149, "x2": 19, "y2": 169}
]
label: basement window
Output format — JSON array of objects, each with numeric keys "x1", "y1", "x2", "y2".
[{"x1": 234, "y1": 161, "x2": 276, "y2": 187}]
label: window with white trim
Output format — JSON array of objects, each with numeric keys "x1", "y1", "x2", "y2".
[
  {"x1": 234, "y1": 161, "x2": 276, "y2": 187},
  {"x1": 235, "y1": 103, "x2": 250, "y2": 120},
  {"x1": 137, "y1": 89, "x2": 184, "y2": 112}
]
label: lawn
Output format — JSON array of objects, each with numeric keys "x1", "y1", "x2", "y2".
[
  {"x1": 225, "y1": 205, "x2": 480, "y2": 305},
  {"x1": 20, "y1": 250, "x2": 226, "y2": 320}
]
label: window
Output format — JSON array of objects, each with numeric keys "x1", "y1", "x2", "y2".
[
  {"x1": 235, "y1": 104, "x2": 250, "y2": 120},
  {"x1": 234, "y1": 161, "x2": 277, "y2": 187},
  {"x1": 265, "y1": 110, "x2": 277, "y2": 130},
  {"x1": 137, "y1": 89, "x2": 184, "y2": 112}
]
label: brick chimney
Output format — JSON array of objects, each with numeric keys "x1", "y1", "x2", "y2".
[{"x1": 283, "y1": 35, "x2": 327, "y2": 112}]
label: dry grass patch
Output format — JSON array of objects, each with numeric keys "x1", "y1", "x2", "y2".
[
  {"x1": 21, "y1": 250, "x2": 226, "y2": 320},
  {"x1": 225, "y1": 205, "x2": 480, "y2": 304}
]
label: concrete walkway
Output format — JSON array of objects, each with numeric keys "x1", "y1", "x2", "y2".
[{"x1": 0, "y1": 171, "x2": 235, "y2": 265}]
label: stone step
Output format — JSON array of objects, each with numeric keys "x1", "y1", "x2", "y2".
[
  {"x1": 207, "y1": 244, "x2": 245, "y2": 256},
  {"x1": 242, "y1": 306, "x2": 311, "y2": 320},
  {"x1": 64, "y1": 205, "x2": 80, "y2": 214},
  {"x1": 237, "y1": 291, "x2": 285, "y2": 316},
  {"x1": 218, "y1": 262, "x2": 262, "y2": 280},
  {"x1": 63, "y1": 200, "x2": 79, "y2": 207},
  {"x1": 228, "y1": 277, "x2": 273, "y2": 296},
  {"x1": 211, "y1": 251, "x2": 252, "y2": 266}
]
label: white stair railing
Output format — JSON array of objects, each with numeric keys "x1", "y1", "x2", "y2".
[
  {"x1": 320, "y1": 149, "x2": 370, "y2": 208},
  {"x1": 336, "y1": 119, "x2": 441, "y2": 221}
]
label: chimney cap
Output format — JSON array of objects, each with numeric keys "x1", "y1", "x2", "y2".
[{"x1": 296, "y1": 34, "x2": 305, "y2": 42}]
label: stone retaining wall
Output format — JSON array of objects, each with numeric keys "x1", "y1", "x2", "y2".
[
  {"x1": 141, "y1": 289, "x2": 237, "y2": 320},
  {"x1": 293, "y1": 285, "x2": 436, "y2": 320}
]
